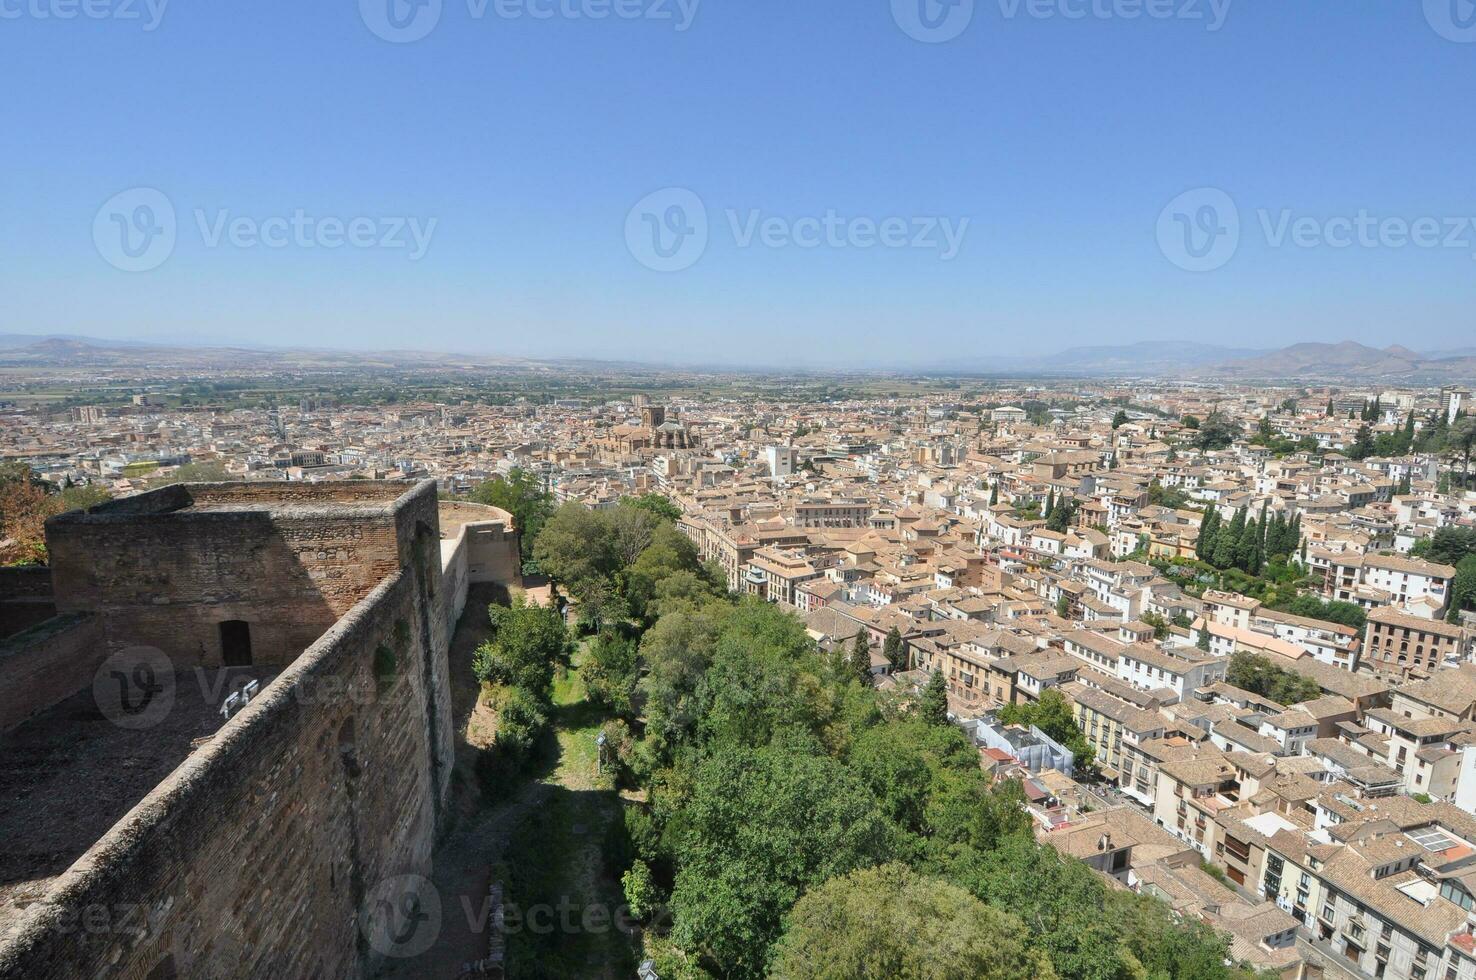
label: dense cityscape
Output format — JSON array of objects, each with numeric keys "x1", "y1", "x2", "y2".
[
  {"x1": 5, "y1": 0, "x2": 1473, "y2": 976},
  {"x1": 2, "y1": 342, "x2": 1476, "y2": 978}
]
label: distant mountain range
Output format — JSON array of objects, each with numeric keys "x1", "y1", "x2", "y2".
[
  {"x1": 1199, "y1": 341, "x2": 1476, "y2": 382},
  {"x1": 0, "y1": 334, "x2": 533, "y2": 371},
  {"x1": 964, "y1": 341, "x2": 1274, "y2": 376},
  {"x1": 2, "y1": 333, "x2": 1475, "y2": 382},
  {"x1": 954, "y1": 340, "x2": 1476, "y2": 382}
]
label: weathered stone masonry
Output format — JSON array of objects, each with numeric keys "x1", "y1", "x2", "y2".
[{"x1": 0, "y1": 480, "x2": 508, "y2": 980}]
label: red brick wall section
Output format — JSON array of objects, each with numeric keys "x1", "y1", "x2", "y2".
[
  {"x1": 0, "y1": 615, "x2": 104, "y2": 733},
  {"x1": 0, "y1": 570, "x2": 444, "y2": 980},
  {"x1": 45, "y1": 510, "x2": 403, "y2": 667}
]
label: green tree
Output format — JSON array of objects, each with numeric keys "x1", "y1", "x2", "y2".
[
  {"x1": 533, "y1": 502, "x2": 621, "y2": 624},
  {"x1": 626, "y1": 523, "x2": 718, "y2": 620},
  {"x1": 584, "y1": 628, "x2": 640, "y2": 717},
  {"x1": 1046, "y1": 497, "x2": 1077, "y2": 533},
  {"x1": 945, "y1": 835, "x2": 1132, "y2": 980},
  {"x1": 849, "y1": 630, "x2": 873, "y2": 680},
  {"x1": 883, "y1": 626, "x2": 906, "y2": 672},
  {"x1": 1192, "y1": 414, "x2": 1242, "y2": 451},
  {"x1": 627, "y1": 492, "x2": 682, "y2": 522},
  {"x1": 668, "y1": 745, "x2": 897, "y2": 979},
  {"x1": 1349, "y1": 424, "x2": 1375, "y2": 461},
  {"x1": 1413, "y1": 526, "x2": 1476, "y2": 565},
  {"x1": 1226, "y1": 652, "x2": 1322, "y2": 704},
  {"x1": 1196, "y1": 507, "x2": 1220, "y2": 562},
  {"x1": 1111, "y1": 410, "x2": 1129, "y2": 429},
  {"x1": 621, "y1": 859, "x2": 660, "y2": 922},
  {"x1": 608, "y1": 500, "x2": 660, "y2": 569},
  {"x1": 920, "y1": 670, "x2": 949, "y2": 727},
  {"x1": 491, "y1": 685, "x2": 549, "y2": 764},
  {"x1": 473, "y1": 596, "x2": 571, "y2": 698},
  {"x1": 1448, "y1": 555, "x2": 1476, "y2": 624},
  {"x1": 770, "y1": 864, "x2": 1054, "y2": 980},
  {"x1": 1449, "y1": 417, "x2": 1476, "y2": 488},
  {"x1": 848, "y1": 719, "x2": 1030, "y2": 850},
  {"x1": 469, "y1": 469, "x2": 554, "y2": 564}
]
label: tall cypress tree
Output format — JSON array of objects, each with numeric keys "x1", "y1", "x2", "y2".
[
  {"x1": 883, "y1": 627, "x2": 905, "y2": 672},
  {"x1": 1214, "y1": 507, "x2": 1246, "y2": 570},
  {"x1": 1236, "y1": 514, "x2": 1261, "y2": 573},
  {"x1": 850, "y1": 631, "x2": 872, "y2": 680},
  {"x1": 1197, "y1": 508, "x2": 1220, "y2": 562}
]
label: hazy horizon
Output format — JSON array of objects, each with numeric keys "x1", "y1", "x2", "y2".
[{"x1": 4, "y1": 2, "x2": 1474, "y2": 367}]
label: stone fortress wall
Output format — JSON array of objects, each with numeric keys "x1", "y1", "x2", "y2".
[{"x1": 0, "y1": 480, "x2": 517, "y2": 979}]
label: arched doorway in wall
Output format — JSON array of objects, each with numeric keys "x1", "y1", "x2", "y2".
[{"x1": 219, "y1": 620, "x2": 253, "y2": 667}]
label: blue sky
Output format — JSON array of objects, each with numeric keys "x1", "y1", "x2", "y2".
[{"x1": 2, "y1": 0, "x2": 1474, "y2": 368}]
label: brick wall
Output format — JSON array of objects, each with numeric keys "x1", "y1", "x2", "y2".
[
  {"x1": 45, "y1": 494, "x2": 412, "y2": 668},
  {"x1": 0, "y1": 480, "x2": 456, "y2": 979},
  {"x1": 0, "y1": 571, "x2": 444, "y2": 979},
  {"x1": 0, "y1": 614, "x2": 103, "y2": 732}
]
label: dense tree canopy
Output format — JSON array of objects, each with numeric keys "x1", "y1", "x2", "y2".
[
  {"x1": 1226, "y1": 652, "x2": 1322, "y2": 705},
  {"x1": 770, "y1": 864, "x2": 1054, "y2": 980},
  {"x1": 473, "y1": 595, "x2": 571, "y2": 697},
  {"x1": 512, "y1": 497, "x2": 1271, "y2": 980},
  {"x1": 668, "y1": 745, "x2": 897, "y2": 977}
]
